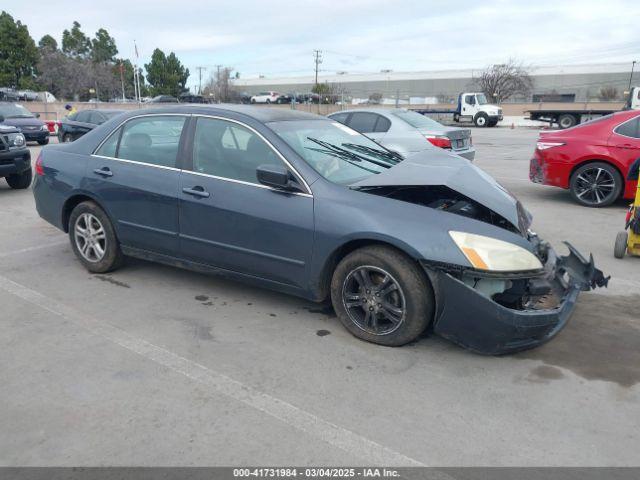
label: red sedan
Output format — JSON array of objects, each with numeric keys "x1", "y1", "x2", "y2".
[{"x1": 530, "y1": 110, "x2": 640, "y2": 207}]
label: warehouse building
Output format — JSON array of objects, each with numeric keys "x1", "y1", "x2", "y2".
[{"x1": 235, "y1": 62, "x2": 634, "y2": 104}]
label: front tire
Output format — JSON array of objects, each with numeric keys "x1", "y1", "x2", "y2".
[
  {"x1": 614, "y1": 231, "x2": 628, "y2": 258},
  {"x1": 569, "y1": 162, "x2": 622, "y2": 207},
  {"x1": 69, "y1": 201, "x2": 123, "y2": 273},
  {"x1": 38, "y1": 138, "x2": 49, "y2": 145},
  {"x1": 5, "y1": 168, "x2": 32, "y2": 189},
  {"x1": 474, "y1": 113, "x2": 488, "y2": 127},
  {"x1": 330, "y1": 245, "x2": 434, "y2": 346}
]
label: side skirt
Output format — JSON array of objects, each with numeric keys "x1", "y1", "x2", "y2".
[{"x1": 120, "y1": 245, "x2": 314, "y2": 301}]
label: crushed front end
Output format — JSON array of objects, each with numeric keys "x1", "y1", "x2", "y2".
[{"x1": 422, "y1": 234, "x2": 609, "y2": 355}]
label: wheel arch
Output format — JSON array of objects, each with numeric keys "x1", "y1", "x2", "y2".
[
  {"x1": 569, "y1": 158, "x2": 626, "y2": 190},
  {"x1": 61, "y1": 192, "x2": 112, "y2": 233},
  {"x1": 313, "y1": 237, "x2": 426, "y2": 302}
]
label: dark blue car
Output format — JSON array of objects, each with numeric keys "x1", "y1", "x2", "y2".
[
  {"x1": 32, "y1": 105, "x2": 607, "y2": 354},
  {"x1": 0, "y1": 102, "x2": 49, "y2": 145}
]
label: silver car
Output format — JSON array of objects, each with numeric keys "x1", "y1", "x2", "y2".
[{"x1": 328, "y1": 108, "x2": 475, "y2": 161}]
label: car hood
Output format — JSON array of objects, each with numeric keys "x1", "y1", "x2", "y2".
[
  {"x1": 2, "y1": 117, "x2": 45, "y2": 129},
  {"x1": 351, "y1": 150, "x2": 523, "y2": 229}
]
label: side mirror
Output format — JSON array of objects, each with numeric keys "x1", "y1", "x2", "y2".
[
  {"x1": 35, "y1": 113, "x2": 41, "y2": 118},
  {"x1": 257, "y1": 164, "x2": 299, "y2": 192}
]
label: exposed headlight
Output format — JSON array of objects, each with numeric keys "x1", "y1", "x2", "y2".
[
  {"x1": 449, "y1": 231, "x2": 543, "y2": 272},
  {"x1": 7, "y1": 132, "x2": 26, "y2": 148}
]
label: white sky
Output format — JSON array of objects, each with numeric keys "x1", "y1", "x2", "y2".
[{"x1": 6, "y1": 0, "x2": 640, "y2": 91}]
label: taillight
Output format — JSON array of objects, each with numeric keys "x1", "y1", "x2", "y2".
[
  {"x1": 35, "y1": 152, "x2": 44, "y2": 176},
  {"x1": 425, "y1": 135, "x2": 452, "y2": 149},
  {"x1": 536, "y1": 141, "x2": 565, "y2": 150}
]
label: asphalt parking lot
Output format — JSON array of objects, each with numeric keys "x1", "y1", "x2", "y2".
[{"x1": 1, "y1": 128, "x2": 639, "y2": 467}]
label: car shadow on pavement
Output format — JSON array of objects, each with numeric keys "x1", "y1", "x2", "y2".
[{"x1": 516, "y1": 292, "x2": 640, "y2": 388}]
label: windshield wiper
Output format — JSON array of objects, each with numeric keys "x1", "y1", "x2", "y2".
[
  {"x1": 305, "y1": 138, "x2": 379, "y2": 174},
  {"x1": 306, "y1": 137, "x2": 396, "y2": 170},
  {"x1": 341, "y1": 143, "x2": 402, "y2": 164}
]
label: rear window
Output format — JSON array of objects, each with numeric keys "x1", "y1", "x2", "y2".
[
  {"x1": 391, "y1": 110, "x2": 443, "y2": 129},
  {"x1": 614, "y1": 116, "x2": 640, "y2": 138}
]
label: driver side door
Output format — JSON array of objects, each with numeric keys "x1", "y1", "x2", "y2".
[{"x1": 178, "y1": 116, "x2": 315, "y2": 290}]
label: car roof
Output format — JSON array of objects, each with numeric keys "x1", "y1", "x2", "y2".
[
  {"x1": 328, "y1": 108, "x2": 410, "y2": 117},
  {"x1": 120, "y1": 104, "x2": 324, "y2": 123}
]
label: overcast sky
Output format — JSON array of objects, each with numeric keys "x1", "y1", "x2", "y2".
[{"x1": 7, "y1": 0, "x2": 640, "y2": 90}]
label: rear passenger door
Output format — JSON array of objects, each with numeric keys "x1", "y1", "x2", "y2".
[
  {"x1": 345, "y1": 112, "x2": 391, "y2": 144},
  {"x1": 71, "y1": 110, "x2": 94, "y2": 139},
  {"x1": 89, "y1": 115, "x2": 187, "y2": 256}
]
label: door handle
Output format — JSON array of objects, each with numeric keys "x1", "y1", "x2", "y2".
[
  {"x1": 182, "y1": 186, "x2": 210, "y2": 198},
  {"x1": 93, "y1": 167, "x2": 113, "y2": 177}
]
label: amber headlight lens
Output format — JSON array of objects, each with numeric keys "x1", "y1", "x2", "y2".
[{"x1": 449, "y1": 231, "x2": 543, "y2": 272}]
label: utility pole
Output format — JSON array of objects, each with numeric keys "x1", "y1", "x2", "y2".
[
  {"x1": 215, "y1": 64, "x2": 223, "y2": 103},
  {"x1": 313, "y1": 50, "x2": 322, "y2": 88},
  {"x1": 628, "y1": 60, "x2": 637, "y2": 93},
  {"x1": 313, "y1": 50, "x2": 322, "y2": 114},
  {"x1": 196, "y1": 66, "x2": 207, "y2": 95}
]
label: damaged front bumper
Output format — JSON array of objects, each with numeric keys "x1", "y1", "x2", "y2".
[{"x1": 423, "y1": 241, "x2": 609, "y2": 355}]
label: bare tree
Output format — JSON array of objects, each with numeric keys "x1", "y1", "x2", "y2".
[
  {"x1": 599, "y1": 85, "x2": 619, "y2": 101},
  {"x1": 202, "y1": 66, "x2": 237, "y2": 103},
  {"x1": 474, "y1": 59, "x2": 533, "y2": 103}
]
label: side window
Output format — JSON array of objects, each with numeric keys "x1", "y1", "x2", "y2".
[
  {"x1": 464, "y1": 95, "x2": 475, "y2": 105},
  {"x1": 75, "y1": 111, "x2": 91, "y2": 123},
  {"x1": 614, "y1": 117, "x2": 640, "y2": 138},
  {"x1": 374, "y1": 115, "x2": 391, "y2": 133},
  {"x1": 348, "y1": 113, "x2": 379, "y2": 133},
  {"x1": 193, "y1": 117, "x2": 282, "y2": 184},
  {"x1": 117, "y1": 116, "x2": 186, "y2": 168},
  {"x1": 330, "y1": 113, "x2": 349, "y2": 125},
  {"x1": 95, "y1": 129, "x2": 120, "y2": 157}
]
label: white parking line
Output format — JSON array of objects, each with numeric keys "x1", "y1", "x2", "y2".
[
  {"x1": 0, "y1": 240, "x2": 68, "y2": 258},
  {"x1": 0, "y1": 274, "x2": 425, "y2": 467}
]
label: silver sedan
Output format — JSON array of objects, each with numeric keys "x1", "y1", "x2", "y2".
[{"x1": 328, "y1": 108, "x2": 475, "y2": 161}]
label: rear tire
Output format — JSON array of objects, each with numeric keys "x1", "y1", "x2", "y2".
[
  {"x1": 474, "y1": 113, "x2": 488, "y2": 127},
  {"x1": 69, "y1": 201, "x2": 123, "y2": 273},
  {"x1": 558, "y1": 114, "x2": 578, "y2": 129},
  {"x1": 37, "y1": 138, "x2": 49, "y2": 145},
  {"x1": 614, "y1": 231, "x2": 628, "y2": 258},
  {"x1": 569, "y1": 162, "x2": 622, "y2": 207},
  {"x1": 330, "y1": 245, "x2": 434, "y2": 347},
  {"x1": 5, "y1": 168, "x2": 32, "y2": 189}
]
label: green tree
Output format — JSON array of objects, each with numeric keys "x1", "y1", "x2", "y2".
[
  {"x1": 38, "y1": 34, "x2": 58, "y2": 52},
  {"x1": 0, "y1": 11, "x2": 38, "y2": 88},
  {"x1": 113, "y1": 58, "x2": 147, "y2": 98},
  {"x1": 91, "y1": 28, "x2": 118, "y2": 63},
  {"x1": 62, "y1": 21, "x2": 91, "y2": 58},
  {"x1": 145, "y1": 48, "x2": 189, "y2": 97}
]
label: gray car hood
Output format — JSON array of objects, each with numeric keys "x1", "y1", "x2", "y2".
[{"x1": 351, "y1": 150, "x2": 521, "y2": 228}]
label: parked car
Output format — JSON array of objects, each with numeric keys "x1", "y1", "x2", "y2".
[
  {"x1": 530, "y1": 110, "x2": 640, "y2": 207},
  {"x1": 147, "y1": 95, "x2": 179, "y2": 103},
  {"x1": 17, "y1": 90, "x2": 39, "y2": 101},
  {"x1": 0, "y1": 124, "x2": 31, "y2": 189},
  {"x1": 329, "y1": 108, "x2": 475, "y2": 160},
  {"x1": 0, "y1": 88, "x2": 20, "y2": 102},
  {"x1": 32, "y1": 105, "x2": 607, "y2": 354},
  {"x1": 0, "y1": 102, "x2": 49, "y2": 145},
  {"x1": 250, "y1": 91, "x2": 280, "y2": 104},
  {"x1": 58, "y1": 109, "x2": 125, "y2": 143},
  {"x1": 178, "y1": 93, "x2": 208, "y2": 104}
]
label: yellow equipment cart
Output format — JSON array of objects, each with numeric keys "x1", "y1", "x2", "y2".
[{"x1": 614, "y1": 158, "x2": 640, "y2": 259}]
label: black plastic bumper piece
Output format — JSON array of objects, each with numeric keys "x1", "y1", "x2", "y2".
[
  {"x1": 0, "y1": 149, "x2": 31, "y2": 177},
  {"x1": 427, "y1": 242, "x2": 607, "y2": 355}
]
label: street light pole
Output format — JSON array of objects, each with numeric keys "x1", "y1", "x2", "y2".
[{"x1": 628, "y1": 60, "x2": 637, "y2": 93}]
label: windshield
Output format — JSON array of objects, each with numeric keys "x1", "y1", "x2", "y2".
[
  {"x1": 392, "y1": 110, "x2": 443, "y2": 129},
  {"x1": 0, "y1": 103, "x2": 35, "y2": 119},
  {"x1": 476, "y1": 94, "x2": 488, "y2": 105},
  {"x1": 269, "y1": 120, "x2": 402, "y2": 185}
]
